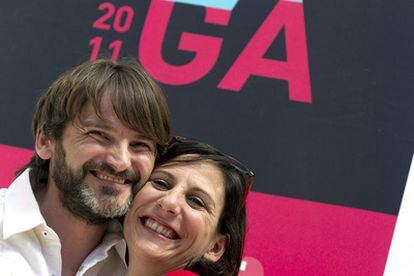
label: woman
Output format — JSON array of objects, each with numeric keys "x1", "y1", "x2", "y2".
[{"x1": 123, "y1": 136, "x2": 254, "y2": 276}]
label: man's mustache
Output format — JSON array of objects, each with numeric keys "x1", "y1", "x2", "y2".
[{"x1": 82, "y1": 160, "x2": 140, "y2": 184}]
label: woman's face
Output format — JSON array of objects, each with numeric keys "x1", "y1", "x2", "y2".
[{"x1": 124, "y1": 157, "x2": 228, "y2": 270}]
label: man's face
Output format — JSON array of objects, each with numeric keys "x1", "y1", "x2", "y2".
[{"x1": 49, "y1": 93, "x2": 156, "y2": 224}]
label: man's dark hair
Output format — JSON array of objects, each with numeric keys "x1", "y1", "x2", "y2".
[{"x1": 17, "y1": 58, "x2": 171, "y2": 192}]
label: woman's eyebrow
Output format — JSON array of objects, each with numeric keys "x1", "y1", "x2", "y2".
[
  {"x1": 153, "y1": 169, "x2": 176, "y2": 181},
  {"x1": 192, "y1": 187, "x2": 216, "y2": 209},
  {"x1": 153, "y1": 168, "x2": 217, "y2": 209}
]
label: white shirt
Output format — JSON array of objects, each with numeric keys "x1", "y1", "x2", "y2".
[{"x1": 0, "y1": 169, "x2": 127, "y2": 276}]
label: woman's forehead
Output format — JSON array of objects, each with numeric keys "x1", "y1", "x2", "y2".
[{"x1": 156, "y1": 159, "x2": 224, "y2": 192}]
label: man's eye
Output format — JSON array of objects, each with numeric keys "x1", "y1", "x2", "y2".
[
  {"x1": 187, "y1": 196, "x2": 206, "y2": 209},
  {"x1": 130, "y1": 141, "x2": 154, "y2": 153},
  {"x1": 151, "y1": 179, "x2": 170, "y2": 190},
  {"x1": 131, "y1": 142, "x2": 150, "y2": 149},
  {"x1": 89, "y1": 131, "x2": 110, "y2": 141}
]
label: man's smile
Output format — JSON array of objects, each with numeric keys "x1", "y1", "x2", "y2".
[{"x1": 89, "y1": 170, "x2": 132, "y2": 185}]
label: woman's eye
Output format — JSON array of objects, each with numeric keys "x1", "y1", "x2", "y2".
[
  {"x1": 187, "y1": 196, "x2": 206, "y2": 209},
  {"x1": 151, "y1": 179, "x2": 170, "y2": 190}
]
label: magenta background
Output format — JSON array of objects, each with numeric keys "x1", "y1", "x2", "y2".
[{"x1": 0, "y1": 144, "x2": 396, "y2": 275}]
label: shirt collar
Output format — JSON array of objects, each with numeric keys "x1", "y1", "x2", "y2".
[
  {"x1": 2, "y1": 169, "x2": 45, "y2": 240},
  {"x1": 110, "y1": 220, "x2": 127, "y2": 265},
  {"x1": 2, "y1": 169, "x2": 127, "y2": 267}
]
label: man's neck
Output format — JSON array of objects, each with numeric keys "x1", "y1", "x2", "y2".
[{"x1": 35, "y1": 181, "x2": 108, "y2": 276}]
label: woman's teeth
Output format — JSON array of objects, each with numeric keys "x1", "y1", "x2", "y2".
[{"x1": 144, "y1": 218, "x2": 177, "y2": 239}]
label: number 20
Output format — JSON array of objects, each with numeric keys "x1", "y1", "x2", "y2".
[{"x1": 93, "y1": 2, "x2": 134, "y2": 33}]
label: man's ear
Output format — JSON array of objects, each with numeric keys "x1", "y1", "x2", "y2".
[
  {"x1": 35, "y1": 130, "x2": 54, "y2": 160},
  {"x1": 203, "y1": 234, "x2": 229, "y2": 263}
]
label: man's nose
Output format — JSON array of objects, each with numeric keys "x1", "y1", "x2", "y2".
[{"x1": 106, "y1": 142, "x2": 132, "y2": 172}]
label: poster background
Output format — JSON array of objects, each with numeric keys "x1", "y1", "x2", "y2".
[{"x1": 0, "y1": 0, "x2": 413, "y2": 274}]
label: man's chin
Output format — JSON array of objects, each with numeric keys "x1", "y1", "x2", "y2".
[
  {"x1": 59, "y1": 188, "x2": 131, "y2": 224},
  {"x1": 85, "y1": 196, "x2": 131, "y2": 218}
]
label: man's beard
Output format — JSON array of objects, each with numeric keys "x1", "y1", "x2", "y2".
[{"x1": 51, "y1": 142, "x2": 139, "y2": 225}]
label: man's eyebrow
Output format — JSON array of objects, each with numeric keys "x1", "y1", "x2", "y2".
[
  {"x1": 80, "y1": 117, "x2": 154, "y2": 144},
  {"x1": 133, "y1": 133, "x2": 153, "y2": 142},
  {"x1": 80, "y1": 118, "x2": 115, "y2": 131}
]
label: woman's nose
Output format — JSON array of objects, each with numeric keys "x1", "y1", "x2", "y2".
[{"x1": 157, "y1": 191, "x2": 181, "y2": 217}]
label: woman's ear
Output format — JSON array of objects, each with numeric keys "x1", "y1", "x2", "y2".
[
  {"x1": 203, "y1": 234, "x2": 229, "y2": 263},
  {"x1": 35, "y1": 130, "x2": 54, "y2": 160}
]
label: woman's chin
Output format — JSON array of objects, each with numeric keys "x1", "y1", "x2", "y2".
[{"x1": 128, "y1": 244, "x2": 188, "y2": 273}]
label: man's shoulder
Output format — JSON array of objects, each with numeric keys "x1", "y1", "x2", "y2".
[
  {"x1": 0, "y1": 239, "x2": 48, "y2": 276},
  {"x1": 0, "y1": 187, "x2": 35, "y2": 275},
  {"x1": 1, "y1": 186, "x2": 16, "y2": 241},
  {"x1": 0, "y1": 188, "x2": 7, "y2": 229},
  {"x1": 0, "y1": 187, "x2": 7, "y2": 202}
]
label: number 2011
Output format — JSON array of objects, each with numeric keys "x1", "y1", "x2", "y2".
[{"x1": 89, "y1": 3, "x2": 134, "y2": 60}]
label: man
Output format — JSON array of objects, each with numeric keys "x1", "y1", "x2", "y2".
[{"x1": 0, "y1": 59, "x2": 171, "y2": 275}]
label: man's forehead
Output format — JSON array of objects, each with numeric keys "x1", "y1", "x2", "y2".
[
  {"x1": 78, "y1": 94, "x2": 110, "y2": 117},
  {"x1": 76, "y1": 102, "x2": 152, "y2": 141}
]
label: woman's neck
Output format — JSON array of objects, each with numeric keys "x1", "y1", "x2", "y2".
[{"x1": 126, "y1": 259, "x2": 166, "y2": 276}]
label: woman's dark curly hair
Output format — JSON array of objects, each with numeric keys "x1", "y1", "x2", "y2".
[{"x1": 155, "y1": 137, "x2": 254, "y2": 276}]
